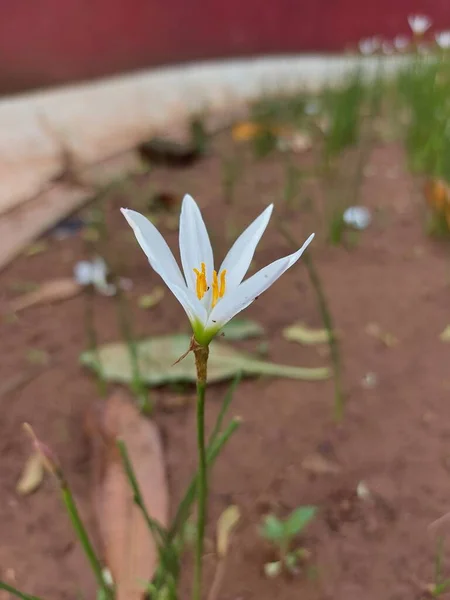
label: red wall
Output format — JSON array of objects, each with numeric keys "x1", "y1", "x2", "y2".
[{"x1": 1, "y1": 0, "x2": 449, "y2": 93}]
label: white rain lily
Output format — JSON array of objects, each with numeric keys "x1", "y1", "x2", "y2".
[
  {"x1": 408, "y1": 14, "x2": 431, "y2": 35},
  {"x1": 358, "y1": 37, "x2": 380, "y2": 55},
  {"x1": 74, "y1": 257, "x2": 116, "y2": 296},
  {"x1": 122, "y1": 195, "x2": 314, "y2": 346},
  {"x1": 343, "y1": 206, "x2": 371, "y2": 230},
  {"x1": 435, "y1": 31, "x2": 450, "y2": 49},
  {"x1": 393, "y1": 35, "x2": 410, "y2": 51},
  {"x1": 381, "y1": 41, "x2": 394, "y2": 55}
]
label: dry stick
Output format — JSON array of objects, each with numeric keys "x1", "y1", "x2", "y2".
[{"x1": 277, "y1": 220, "x2": 344, "y2": 419}]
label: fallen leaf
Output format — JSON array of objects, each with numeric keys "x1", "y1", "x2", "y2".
[
  {"x1": 301, "y1": 452, "x2": 341, "y2": 475},
  {"x1": 85, "y1": 392, "x2": 168, "y2": 600},
  {"x1": 138, "y1": 287, "x2": 165, "y2": 309},
  {"x1": 80, "y1": 334, "x2": 331, "y2": 386},
  {"x1": 10, "y1": 279, "x2": 81, "y2": 313},
  {"x1": 221, "y1": 318, "x2": 265, "y2": 340},
  {"x1": 231, "y1": 122, "x2": 263, "y2": 142},
  {"x1": 424, "y1": 178, "x2": 450, "y2": 213},
  {"x1": 283, "y1": 322, "x2": 331, "y2": 345},
  {"x1": 365, "y1": 323, "x2": 398, "y2": 347},
  {"x1": 440, "y1": 325, "x2": 450, "y2": 342},
  {"x1": 16, "y1": 452, "x2": 44, "y2": 495},
  {"x1": 217, "y1": 505, "x2": 240, "y2": 558}
]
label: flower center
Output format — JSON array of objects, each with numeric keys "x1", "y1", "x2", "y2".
[{"x1": 193, "y1": 262, "x2": 227, "y2": 308}]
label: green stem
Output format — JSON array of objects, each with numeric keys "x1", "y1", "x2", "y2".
[
  {"x1": 117, "y1": 439, "x2": 167, "y2": 545},
  {"x1": 169, "y1": 418, "x2": 241, "y2": 541},
  {"x1": 61, "y1": 481, "x2": 111, "y2": 599},
  {"x1": 277, "y1": 220, "x2": 344, "y2": 419},
  {"x1": 208, "y1": 372, "x2": 241, "y2": 446},
  {"x1": 193, "y1": 378, "x2": 207, "y2": 600},
  {"x1": 0, "y1": 582, "x2": 42, "y2": 600}
]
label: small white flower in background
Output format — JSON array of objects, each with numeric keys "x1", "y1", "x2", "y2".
[
  {"x1": 358, "y1": 37, "x2": 380, "y2": 55},
  {"x1": 304, "y1": 100, "x2": 320, "y2": 115},
  {"x1": 408, "y1": 14, "x2": 432, "y2": 35},
  {"x1": 74, "y1": 257, "x2": 116, "y2": 296},
  {"x1": 343, "y1": 206, "x2": 371, "y2": 230},
  {"x1": 393, "y1": 35, "x2": 410, "y2": 51},
  {"x1": 381, "y1": 41, "x2": 394, "y2": 55},
  {"x1": 435, "y1": 31, "x2": 450, "y2": 49},
  {"x1": 122, "y1": 195, "x2": 314, "y2": 346}
]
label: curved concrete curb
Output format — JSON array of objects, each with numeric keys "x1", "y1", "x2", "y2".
[{"x1": 0, "y1": 54, "x2": 410, "y2": 215}]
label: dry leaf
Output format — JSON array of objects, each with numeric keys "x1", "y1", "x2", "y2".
[
  {"x1": 231, "y1": 122, "x2": 263, "y2": 142},
  {"x1": 283, "y1": 322, "x2": 331, "y2": 345},
  {"x1": 301, "y1": 452, "x2": 341, "y2": 475},
  {"x1": 440, "y1": 325, "x2": 450, "y2": 342},
  {"x1": 365, "y1": 322, "x2": 398, "y2": 347},
  {"x1": 85, "y1": 392, "x2": 168, "y2": 600},
  {"x1": 424, "y1": 178, "x2": 450, "y2": 213},
  {"x1": 138, "y1": 287, "x2": 165, "y2": 309},
  {"x1": 16, "y1": 452, "x2": 44, "y2": 495},
  {"x1": 216, "y1": 505, "x2": 240, "y2": 558},
  {"x1": 10, "y1": 279, "x2": 81, "y2": 313}
]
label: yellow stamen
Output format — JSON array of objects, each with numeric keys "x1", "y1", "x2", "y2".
[
  {"x1": 193, "y1": 262, "x2": 207, "y2": 300},
  {"x1": 211, "y1": 270, "x2": 219, "y2": 308},
  {"x1": 193, "y1": 263, "x2": 227, "y2": 307},
  {"x1": 219, "y1": 269, "x2": 227, "y2": 297}
]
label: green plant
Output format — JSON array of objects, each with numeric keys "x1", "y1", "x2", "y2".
[
  {"x1": 260, "y1": 506, "x2": 317, "y2": 577},
  {"x1": 397, "y1": 57, "x2": 450, "y2": 180},
  {"x1": 323, "y1": 70, "x2": 365, "y2": 163},
  {"x1": 429, "y1": 536, "x2": 450, "y2": 597}
]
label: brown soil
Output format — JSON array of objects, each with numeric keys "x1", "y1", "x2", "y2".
[{"x1": 1, "y1": 133, "x2": 450, "y2": 600}]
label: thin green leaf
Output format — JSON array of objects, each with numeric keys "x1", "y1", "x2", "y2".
[
  {"x1": 285, "y1": 506, "x2": 317, "y2": 537},
  {"x1": 260, "y1": 515, "x2": 284, "y2": 542}
]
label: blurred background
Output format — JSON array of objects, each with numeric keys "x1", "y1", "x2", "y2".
[{"x1": 1, "y1": 0, "x2": 449, "y2": 93}]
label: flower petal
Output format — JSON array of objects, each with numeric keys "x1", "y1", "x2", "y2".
[
  {"x1": 121, "y1": 208, "x2": 185, "y2": 287},
  {"x1": 219, "y1": 204, "x2": 273, "y2": 290},
  {"x1": 179, "y1": 195, "x2": 214, "y2": 291},
  {"x1": 207, "y1": 233, "x2": 315, "y2": 329},
  {"x1": 169, "y1": 282, "x2": 208, "y2": 326}
]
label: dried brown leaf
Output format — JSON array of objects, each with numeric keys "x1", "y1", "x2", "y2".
[
  {"x1": 85, "y1": 392, "x2": 168, "y2": 600},
  {"x1": 10, "y1": 279, "x2": 81, "y2": 312},
  {"x1": 16, "y1": 452, "x2": 44, "y2": 495}
]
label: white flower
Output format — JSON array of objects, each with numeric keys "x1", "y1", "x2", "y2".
[
  {"x1": 74, "y1": 257, "x2": 116, "y2": 296},
  {"x1": 381, "y1": 41, "x2": 394, "y2": 55},
  {"x1": 435, "y1": 31, "x2": 450, "y2": 49},
  {"x1": 408, "y1": 14, "x2": 432, "y2": 35},
  {"x1": 358, "y1": 37, "x2": 380, "y2": 55},
  {"x1": 393, "y1": 35, "x2": 410, "y2": 51},
  {"x1": 122, "y1": 195, "x2": 314, "y2": 346},
  {"x1": 343, "y1": 206, "x2": 371, "y2": 230}
]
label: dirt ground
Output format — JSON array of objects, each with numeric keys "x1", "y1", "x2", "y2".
[{"x1": 1, "y1": 134, "x2": 450, "y2": 600}]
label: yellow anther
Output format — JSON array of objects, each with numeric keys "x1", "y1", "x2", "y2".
[
  {"x1": 193, "y1": 263, "x2": 226, "y2": 307},
  {"x1": 211, "y1": 270, "x2": 219, "y2": 308},
  {"x1": 193, "y1": 262, "x2": 207, "y2": 300},
  {"x1": 219, "y1": 269, "x2": 227, "y2": 298}
]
